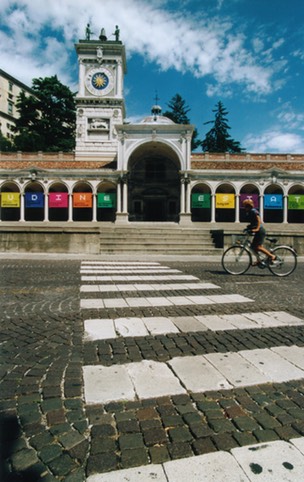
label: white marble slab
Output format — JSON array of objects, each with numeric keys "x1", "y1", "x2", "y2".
[
  {"x1": 231, "y1": 440, "x2": 304, "y2": 481},
  {"x1": 220, "y1": 313, "x2": 258, "y2": 329},
  {"x1": 83, "y1": 365, "x2": 136, "y2": 404},
  {"x1": 291, "y1": 437, "x2": 304, "y2": 455},
  {"x1": 205, "y1": 352, "x2": 269, "y2": 386},
  {"x1": 264, "y1": 311, "x2": 304, "y2": 324},
  {"x1": 80, "y1": 299, "x2": 104, "y2": 309},
  {"x1": 195, "y1": 315, "x2": 236, "y2": 331},
  {"x1": 84, "y1": 319, "x2": 116, "y2": 340},
  {"x1": 271, "y1": 346, "x2": 304, "y2": 370},
  {"x1": 115, "y1": 317, "x2": 149, "y2": 337},
  {"x1": 241, "y1": 348, "x2": 304, "y2": 382},
  {"x1": 143, "y1": 317, "x2": 179, "y2": 335},
  {"x1": 163, "y1": 451, "x2": 250, "y2": 482},
  {"x1": 171, "y1": 316, "x2": 209, "y2": 332},
  {"x1": 169, "y1": 355, "x2": 233, "y2": 392},
  {"x1": 86, "y1": 465, "x2": 167, "y2": 481},
  {"x1": 126, "y1": 360, "x2": 186, "y2": 399}
]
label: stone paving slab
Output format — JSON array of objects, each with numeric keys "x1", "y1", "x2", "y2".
[
  {"x1": 82, "y1": 274, "x2": 199, "y2": 281},
  {"x1": 205, "y1": 352, "x2": 270, "y2": 387},
  {"x1": 87, "y1": 438, "x2": 304, "y2": 481},
  {"x1": 231, "y1": 440, "x2": 304, "y2": 481},
  {"x1": 163, "y1": 450, "x2": 250, "y2": 482},
  {"x1": 83, "y1": 365, "x2": 136, "y2": 404},
  {"x1": 84, "y1": 312, "x2": 304, "y2": 341},
  {"x1": 168, "y1": 355, "x2": 233, "y2": 392},
  {"x1": 241, "y1": 348, "x2": 304, "y2": 382},
  {"x1": 83, "y1": 346, "x2": 304, "y2": 404},
  {"x1": 272, "y1": 346, "x2": 304, "y2": 370},
  {"x1": 80, "y1": 282, "x2": 220, "y2": 293}
]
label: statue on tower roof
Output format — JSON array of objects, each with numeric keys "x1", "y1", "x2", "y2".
[
  {"x1": 99, "y1": 28, "x2": 107, "y2": 41},
  {"x1": 85, "y1": 23, "x2": 93, "y2": 41},
  {"x1": 113, "y1": 25, "x2": 120, "y2": 41}
]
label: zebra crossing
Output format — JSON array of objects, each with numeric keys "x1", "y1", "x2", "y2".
[{"x1": 80, "y1": 261, "x2": 304, "y2": 481}]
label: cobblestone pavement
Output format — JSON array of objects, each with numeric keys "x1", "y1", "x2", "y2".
[{"x1": 0, "y1": 256, "x2": 304, "y2": 481}]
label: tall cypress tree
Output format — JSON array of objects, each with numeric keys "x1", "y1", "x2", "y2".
[
  {"x1": 163, "y1": 93, "x2": 201, "y2": 151},
  {"x1": 201, "y1": 101, "x2": 244, "y2": 153}
]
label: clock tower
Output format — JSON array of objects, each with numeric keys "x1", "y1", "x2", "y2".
[{"x1": 74, "y1": 27, "x2": 127, "y2": 161}]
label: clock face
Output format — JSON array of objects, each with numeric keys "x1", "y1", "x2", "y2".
[{"x1": 85, "y1": 68, "x2": 114, "y2": 96}]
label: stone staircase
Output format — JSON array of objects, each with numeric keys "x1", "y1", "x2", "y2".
[{"x1": 99, "y1": 224, "x2": 222, "y2": 255}]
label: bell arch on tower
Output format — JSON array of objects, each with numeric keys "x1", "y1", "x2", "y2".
[{"x1": 127, "y1": 141, "x2": 181, "y2": 222}]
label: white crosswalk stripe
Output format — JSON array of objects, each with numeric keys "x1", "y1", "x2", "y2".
[{"x1": 80, "y1": 260, "x2": 304, "y2": 481}]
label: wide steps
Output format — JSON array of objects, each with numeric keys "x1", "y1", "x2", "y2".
[{"x1": 99, "y1": 226, "x2": 221, "y2": 255}]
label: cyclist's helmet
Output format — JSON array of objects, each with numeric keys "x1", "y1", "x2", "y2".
[{"x1": 243, "y1": 199, "x2": 254, "y2": 208}]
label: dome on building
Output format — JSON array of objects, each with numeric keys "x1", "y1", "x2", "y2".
[{"x1": 140, "y1": 104, "x2": 175, "y2": 125}]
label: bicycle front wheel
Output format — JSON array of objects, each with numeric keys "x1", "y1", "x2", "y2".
[
  {"x1": 268, "y1": 246, "x2": 297, "y2": 277},
  {"x1": 222, "y1": 245, "x2": 252, "y2": 275}
]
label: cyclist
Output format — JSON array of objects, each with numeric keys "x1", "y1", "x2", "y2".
[{"x1": 242, "y1": 199, "x2": 277, "y2": 266}]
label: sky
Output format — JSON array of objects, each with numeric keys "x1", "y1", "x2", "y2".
[{"x1": 0, "y1": 0, "x2": 304, "y2": 153}]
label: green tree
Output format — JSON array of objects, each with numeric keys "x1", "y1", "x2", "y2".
[
  {"x1": 13, "y1": 75, "x2": 76, "y2": 151},
  {"x1": 0, "y1": 132, "x2": 15, "y2": 151},
  {"x1": 201, "y1": 101, "x2": 244, "y2": 153},
  {"x1": 163, "y1": 93, "x2": 201, "y2": 151}
]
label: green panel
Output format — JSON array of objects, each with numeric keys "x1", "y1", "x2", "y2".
[
  {"x1": 192, "y1": 193, "x2": 211, "y2": 208},
  {"x1": 97, "y1": 193, "x2": 116, "y2": 208}
]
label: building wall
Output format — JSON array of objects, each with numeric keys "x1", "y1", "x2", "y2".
[{"x1": 0, "y1": 69, "x2": 33, "y2": 138}]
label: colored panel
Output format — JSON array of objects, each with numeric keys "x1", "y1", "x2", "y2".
[
  {"x1": 191, "y1": 193, "x2": 211, "y2": 208},
  {"x1": 1, "y1": 192, "x2": 20, "y2": 208},
  {"x1": 240, "y1": 193, "x2": 259, "y2": 209},
  {"x1": 288, "y1": 194, "x2": 304, "y2": 210},
  {"x1": 73, "y1": 193, "x2": 92, "y2": 208},
  {"x1": 49, "y1": 192, "x2": 69, "y2": 208},
  {"x1": 216, "y1": 193, "x2": 235, "y2": 209},
  {"x1": 25, "y1": 192, "x2": 44, "y2": 208},
  {"x1": 264, "y1": 194, "x2": 283, "y2": 209},
  {"x1": 97, "y1": 193, "x2": 116, "y2": 208}
]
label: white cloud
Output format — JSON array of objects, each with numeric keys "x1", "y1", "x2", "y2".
[
  {"x1": 0, "y1": 0, "x2": 284, "y2": 95},
  {"x1": 244, "y1": 131, "x2": 304, "y2": 153}
]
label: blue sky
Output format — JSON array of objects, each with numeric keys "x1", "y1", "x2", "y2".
[{"x1": 0, "y1": 0, "x2": 304, "y2": 153}]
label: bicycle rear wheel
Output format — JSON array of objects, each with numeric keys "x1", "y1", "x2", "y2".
[
  {"x1": 268, "y1": 246, "x2": 297, "y2": 277},
  {"x1": 222, "y1": 245, "x2": 251, "y2": 275}
]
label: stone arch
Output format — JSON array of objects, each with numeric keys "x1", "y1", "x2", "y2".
[
  {"x1": 127, "y1": 141, "x2": 181, "y2": 222},
  {"x1": 72, "y1": 181, "x2": 93, "y2": 222},
  {"x1": 96, "y1": 181, "x2": 117, "y2": 222},
  {"x1": 215, "y1": 183, "x2": 236, "y2": 222},
  {"x1": 0, "y1": 181, "x2": 21, "y2": 221},
  {"x1": 287, "y1": 183, "x2": 304, "y2": 224},
  {"x1": 239, "y1": 183, "x2": 261, "y2": 222},
  {"x1": 191, "y1": 182, "x2": 212, "y2": 222},
  {"x1": 24, "y1": 181, "x2": 45, "y2": 221},
  {"x1": 48, "y1": 181, "x2": 69, "y2": 222},
  {"x1": 263, "y1": 184, "x2": 284, "y2": 223}
]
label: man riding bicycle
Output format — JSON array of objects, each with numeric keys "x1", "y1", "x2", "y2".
[{"x1": 243, "y1": 199, "x2": 277, "y2": 266}]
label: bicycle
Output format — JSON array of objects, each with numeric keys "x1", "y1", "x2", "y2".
[{"x1": 222, "y1": 231, "x2": 297, "y2": 277}]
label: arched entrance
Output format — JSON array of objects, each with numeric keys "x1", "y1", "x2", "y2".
[{"x1": 128, "y1": 142, "x2": 180, "y2": 222}]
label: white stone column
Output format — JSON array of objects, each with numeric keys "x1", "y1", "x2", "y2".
[
  {"x1": 92, "y1": 193, "x2": 97, "y2": 222},
  {"x1": 68, "y1": 194, "x2": 73, "y2": 222},
  {"x1": 235, "y1": 195, "x2": 240, "y2": 223},
  {"x1": 211, "y1": 194, "x2": 216, "y2": 222},
  {"x1": 283, "y1": 195, "x2": 288, "y2": 223},
  {"x1": 116, "y1": 60, "x2": 123, "y2": 97},
  {"x1": 122, "y1": 180, "x2": 128, "y2": 213},
  {"x1": 185, "y1": 181, "x2": 191, "y2": 214},
  {"x1": 116, "y1": 181, "x2": 122, "y2": 214},
  {"x1": 78, "y1": 60, "x2": 85, "y2": 96},
  {"x1": 20, "y1": 193, "x2": 25, "y2": 221},
  {"x1": 180, "y1": 179, "x2": 185, "y2": 214},
  {"x1": 44, "y1": 192, "x2": 49, "y2": 221},
  {"x1": 260, "y1": 196, "x2": 264, "y2": 222}
]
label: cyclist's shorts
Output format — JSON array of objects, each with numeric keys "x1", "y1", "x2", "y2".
[{"x1": 251, "y1": 226, "x2": 266, "y2": 248}]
